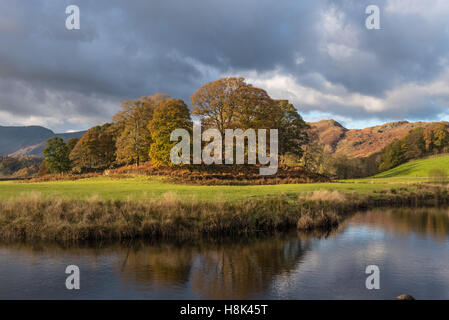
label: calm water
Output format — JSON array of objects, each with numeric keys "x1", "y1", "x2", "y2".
[{"x1": 1, "y1": 207, "x2": 449, "y2": 300}]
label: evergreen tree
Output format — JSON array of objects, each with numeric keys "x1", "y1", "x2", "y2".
[{"x1": 43, "y1": 137, "x2": 71, "y2": 173}]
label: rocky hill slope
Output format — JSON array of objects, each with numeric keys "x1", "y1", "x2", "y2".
[{"x1": 309, "y1": 120, "x2": 449, "y2": 158}]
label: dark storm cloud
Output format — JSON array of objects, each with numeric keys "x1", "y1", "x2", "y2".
[{"x1": 1, "y1": 0, "x2": 449, "y2": 131}]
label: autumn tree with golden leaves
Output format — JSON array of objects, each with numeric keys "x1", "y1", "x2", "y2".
[
  {"x1": 148, "y1": 99, "x2": 192, "y2": 166},
  {"x1": 113, "y1": 94, "x2": 170, "y2": 166}
]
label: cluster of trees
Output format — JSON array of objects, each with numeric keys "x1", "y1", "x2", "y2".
[
  {"x1": 190, "y1": 78, "x2": 309, "y2": 157},
  {"x1": 42, "y1": 77, "x2": 310, "y2": 174},
  {"x1": 38, "y1": 75, "x2": 449, "y2": 180},
  {"x1": 0, "y1": 156, "x2": 41, "y2": 178},
  {"x1": 280, "y1": 128, "x2": 372, "y2": 179},
  {"x1": 377, "y1": 124, "x2": 449, "y2": 172},
  {"x1": 295, "y1": 134, "x2": 376, "y2": 179}
]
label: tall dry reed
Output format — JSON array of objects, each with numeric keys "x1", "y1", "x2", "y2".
[{"x1": 0, "y1": 186, "x2": 448, "y2": 242}]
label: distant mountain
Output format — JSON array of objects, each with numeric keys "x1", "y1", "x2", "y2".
[
  {"x1": 309, "y1": 120, "x2": 449, "y2": 158},
  {"x1": 0, "y1": 125, "x2": 85, "y2": 157},
  {"x1": 309, "y1": 120, "x2": 347, "y2": 152}
]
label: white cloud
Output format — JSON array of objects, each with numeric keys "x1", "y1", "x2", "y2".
[
  {"x1": 0, "y1": 78, "x2": 119, "y2": 132},
  {"x1": 246, "y1": 71, "x2": 384, "y2": 113},
  {"x1": 386, "y1": 0, "x2": 449, "y2": 20},
  {"x1": 246, "y1": 67, "x2": 449, "y2": 123},
  {"x1": 318, "y1": 6, "x2": 360, "y2": 61}
]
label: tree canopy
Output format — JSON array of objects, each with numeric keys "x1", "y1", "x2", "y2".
[
  {"x1": 43, "y1": 137, "x2": 71, "y2": 173},
  {"x1": 36, "y1": 78, "x2": 314, "y2": 175},
  {"x1": 275, "y1": 100, "x2": 309, "y2": 158},
  {"x1": 114, "y1": 93, "x2": 171, "y2": 166},
  {"x1": 191, "y1": 77, "x2": 283, "y2": 132},
  {"x1": 70, "y1": 124, "x2": 116, "y2": 172},
  {"x1": 148, "y1": 98, "x2": 192, "y2": 166},
  {"x1": 191, "y1": 78, "x2": 309, "y2": 159}
]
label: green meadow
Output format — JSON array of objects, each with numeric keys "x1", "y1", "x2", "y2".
[
  {"x1": 1, "y1": 154, "x2": 448, "y2": 202},
  {"x1": 0, "y1": 176, "x2": 409, "y2": 202},
  {"x1": 345, "y1": 154, "x2": 449, "y2": 184},
  {"x1": 374, "y1": 154, "x2": 449, "y2": 178}
]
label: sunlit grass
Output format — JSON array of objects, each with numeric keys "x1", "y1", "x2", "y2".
[
  {"x1": 0, "y1": 175, "x2": 413, "y2": 202},
  {"x1": 374, "y1": 154, "x2": 449, "y2": 179},
  {"x1": 4, "y1": 154, "x2": 449, "y2": 202}
]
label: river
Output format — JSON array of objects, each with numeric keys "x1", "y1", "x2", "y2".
[{"x1": 1, "y1": 207, "x2": 449, "y2": 299}]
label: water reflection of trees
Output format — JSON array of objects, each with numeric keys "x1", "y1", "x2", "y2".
[
  {"x1": 118, "y1": 235, "x2": 313, "y2": 298},
  {"x1": 2, "y1": 208, "x2": 448, "y2": 298},
  {"x1": 348, "y1": 207, "x2": 449, "y2": 240},
  {"x1": 0, "y1": 229, "x2": 333, "y2": 298},
  {"x1": 190, "y1": 237, "x2": 309, "y2": 299},
  {"x1": 119, "y1": 242, "x2": 194, "y2": 288},
  {"x1": 0, "y1": 226, "x2": 356, "y2": 299},
  {"x1": 0, "y1": 241, "x2": 119, "y2": 267}
]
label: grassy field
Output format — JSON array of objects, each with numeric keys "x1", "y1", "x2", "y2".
[
  {"x1": 0, "y1": 154, "x2": 448, "y2": 203},
  {"x1": 0, "y1": 175, "x2": 409, "y2": 202},
  {"x1": 374, "y1": 154, "x2": 449, "y2": 178}
]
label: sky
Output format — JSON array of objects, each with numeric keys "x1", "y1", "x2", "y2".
[{"x1": 1, "y1": 0, "x2": 449, "y2": 132}]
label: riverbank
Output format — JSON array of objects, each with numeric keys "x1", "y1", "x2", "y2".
[{"x1": 0, "y1": 185, "x2": 448, "y2": 242}]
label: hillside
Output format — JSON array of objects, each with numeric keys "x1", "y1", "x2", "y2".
[
  {"x1": 374, "y1": 154, "x2": 449, "y2": 178},
  {"x1": 309, "y1": 120, "x2": 347, "y2": 152},
  {"x1": 0, "y1": 125, "x2": 85, "y2": 157},
  {"x1": 309, "y1": 120, "x2": 449, "y2": 158}
]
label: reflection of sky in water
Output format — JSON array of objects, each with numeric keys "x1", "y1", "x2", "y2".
[
  {"x1": 268, "y1": 223, "x2": 449, "y2": 300},
  {"x1": 1, "y1": 209, "x2": 449, "y2": 299}
]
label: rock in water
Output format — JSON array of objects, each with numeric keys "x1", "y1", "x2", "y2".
[{"x1": 396, "y1": 294, "x2": 415, "y2": 300}]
